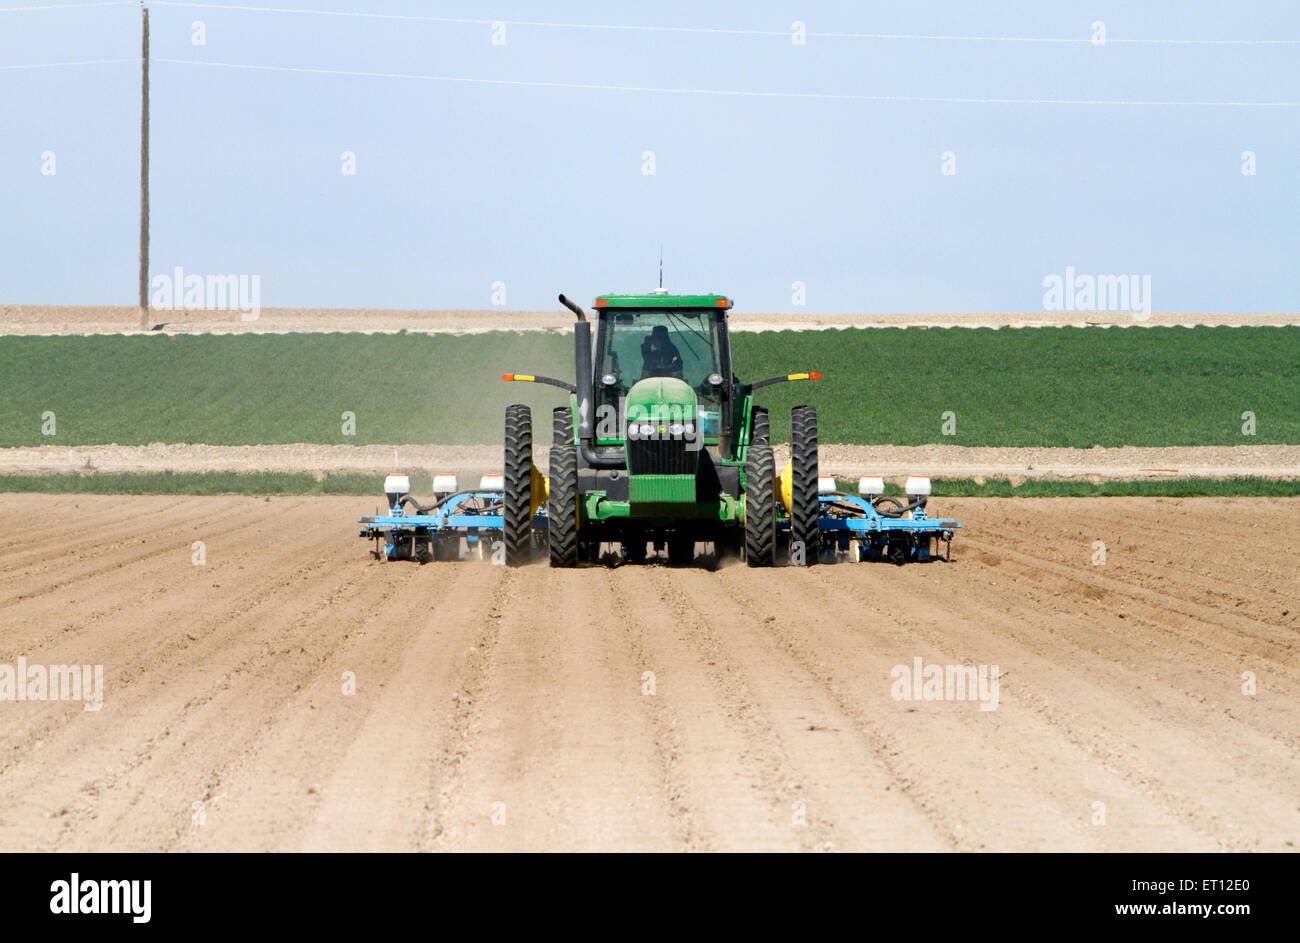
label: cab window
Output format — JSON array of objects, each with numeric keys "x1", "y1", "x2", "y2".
[{"x1": 597, "y1": 310, "x2": 724, "y2": 437}]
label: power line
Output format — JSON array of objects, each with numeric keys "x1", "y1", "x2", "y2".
[
  {"x1": 144, "y1": 2, "x2": 1300, "y2": 45},
  {"x1": 0, "y1": 57, "x2": 134, "y2": 69},
  {"x1": 156, "y1": 57, "x2": 1300, "y2": 107},
  {"x1": 812, "y1": 32, "x2": 1300, "y2": 45},
  {"x1": 0, "y1": 4, "x2": 137, "y2": 78},
  {"x1": 0, "y1": 2, "x2": 134, "y2": 12},
  {"x1": 1109, "y1": 37, "x2": 1300, "y2": 45},
  {"x1": 3, "y1": 0, "x2": 1295, "y2": 45},
  {"x1": 148, "y1": 2, "x2": 786, "y2": 33}
]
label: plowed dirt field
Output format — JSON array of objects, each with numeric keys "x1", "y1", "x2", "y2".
[{"x1": 1, "y1": 495, "x2": 1295, "y2": 851}]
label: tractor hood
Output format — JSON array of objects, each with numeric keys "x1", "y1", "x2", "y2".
[
  {"x1": 624, "y1": 377, "x2": 699, "y2": 486},
  {"x1": 626, "y1": 376, "x2": 696, "y2": 423}
]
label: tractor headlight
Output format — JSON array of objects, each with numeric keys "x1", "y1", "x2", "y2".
[
  {"x1": 601, "y1": 373, "x2": 618, "y2": 386},
  {"x1": 683, "y1": 423, "x2": 695, "y2": 437},
  {"x1": 707, "y1": 373, "x2": 723, "y2": 387},
  {"x1": 639, "y1": 423, "x2": 655, "y2": 438},
  {"x1": 668, "y1": 423, "x2": 685, "y2": 438}
]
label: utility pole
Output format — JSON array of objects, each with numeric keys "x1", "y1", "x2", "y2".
[{"x1": 138, "y1": 4, "x2": 150, "y2": 329}]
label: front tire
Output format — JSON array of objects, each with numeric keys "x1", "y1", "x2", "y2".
[
  {"x1": 547, "y1": 444, "x2": 579, "y2": 567},
  {"x1": 552, "y1": 405, "x2": 573, "y2": 446},
  {"x1": 503, "y1": 404, "x2": 534, "y2": 566}
]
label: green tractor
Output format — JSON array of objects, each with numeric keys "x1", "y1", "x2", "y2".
[{"x1": 501, "y1": 291, "x2": 823, "y2": 567}]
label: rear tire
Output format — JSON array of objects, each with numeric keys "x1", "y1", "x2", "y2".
[
  {"x1": 750, "y1": 405, "x2": 770, "y2": 446},
  {"x1": 503, "y1": 404, "x2": 534, "y2": 566},
  {"x1": 744, "y1": 444, "x2": 775, "y2": 566},
  {"x1": 552, "y1": 406, "x2": 573, "y2": 446},
  {"x1": 789, "y1": 405, "x2": 820, "y2": 566},
  {"x1": 547, "y1": 444, "x2": 579, "y2": 567}
]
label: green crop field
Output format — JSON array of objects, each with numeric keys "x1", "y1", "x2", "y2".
[{"x1": 0, "y1": 326, "x2": 1296, "y2": 448}]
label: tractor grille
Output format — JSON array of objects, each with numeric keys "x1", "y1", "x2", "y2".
[{"x1": 627, "y1": 436, "x2": 695, "y2": 476}]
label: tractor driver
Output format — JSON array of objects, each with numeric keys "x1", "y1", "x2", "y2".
[{"x1": 640, "y1": 324, "x2": 683, "y2": 379}]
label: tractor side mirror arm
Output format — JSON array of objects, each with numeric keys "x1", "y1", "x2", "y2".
[
  {"x1": 501, "y1": 373, "x2": 577, "y2": 394},
  {"x1": 749, "y1": 371, "x2": 822, "y2": 391}
]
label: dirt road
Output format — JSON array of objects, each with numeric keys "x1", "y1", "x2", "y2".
[
  {"x1": 4, "y1": 305, "x2": 1297, "y2": 336},
  {"x1": 5, "y1": 442, "x2": 1298, "y2": 480},
  {"x1": 0, "y1": 495, "x2": 1295, "y2": 852}
]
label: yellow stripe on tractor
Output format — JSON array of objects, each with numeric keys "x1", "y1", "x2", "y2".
[
  {"x1": 777, "y1": 459, "x2": 793, "y2": 512},
  {"x1": 531, "y1": 464, "x2": 549, "y2": 513}
]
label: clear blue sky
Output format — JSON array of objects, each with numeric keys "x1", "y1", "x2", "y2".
[{"x1": 2, "y1": 0, "x2": 1298, "y2": 312}]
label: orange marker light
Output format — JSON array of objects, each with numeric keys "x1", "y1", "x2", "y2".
[
  {"x1": 810, "y1": 371, "x2": 822, "y2": 380},
  {"x1": 502, "y1": 373, "x2": 514, "y2": 382}
]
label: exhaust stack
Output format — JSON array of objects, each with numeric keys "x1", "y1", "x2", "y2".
[{"x1": 559, "y1": 293, "x2": 621, "y2": 468}]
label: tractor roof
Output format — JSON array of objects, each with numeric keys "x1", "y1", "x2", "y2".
[{"x1": 593, "y1": 293, "x2": 732, "y2": 310}]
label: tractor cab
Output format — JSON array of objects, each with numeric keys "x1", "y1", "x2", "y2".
[{"x1": 591, "y1": 294, "x2": 734, "y2": 448}]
